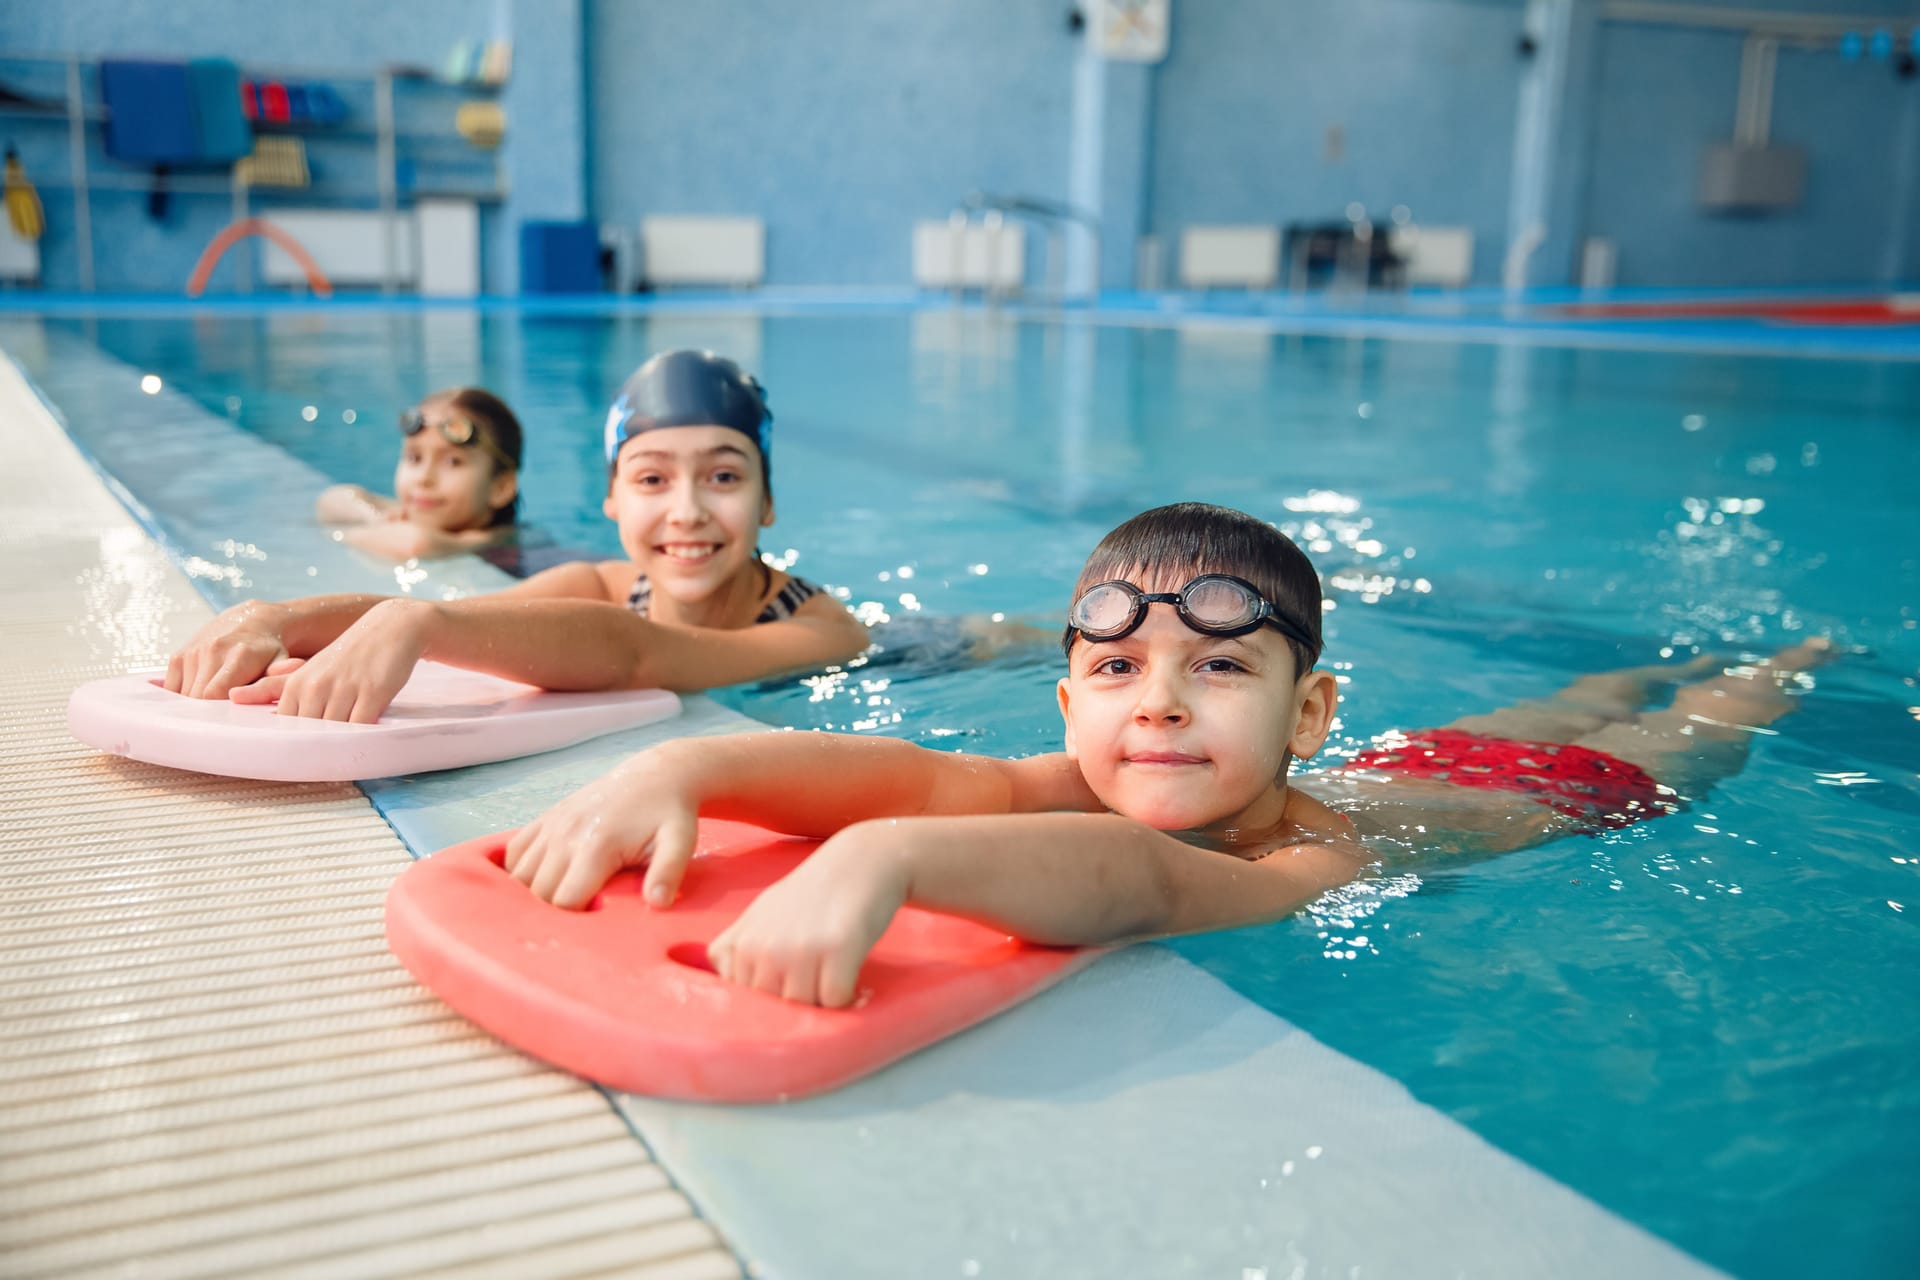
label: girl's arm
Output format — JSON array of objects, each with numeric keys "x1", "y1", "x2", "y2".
[
  {"x1": 314, "y1": 484, "x2": 395, "y2": 525},
  {"x1": 167, "y1": 560, "x2": 616, "y2": 700},
  {"x1": 430, "y1": 590, "x2": 869, "y2": 693},
  {"x1": 708, "y1": 812, "x2": 1372, "y2": 1007},
  {"x1": 340, "y1": 522, "x2": 506, "y2": 562},
  {"x1": 235, "y1": 588, "x2": 869, "y2": 722},
  {"x1": 504, "y1": 734, "x2": 1100, "y2": 909}
]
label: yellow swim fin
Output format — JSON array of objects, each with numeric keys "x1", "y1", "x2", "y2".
[{"x1": 5, "y1": 145, "x2": 46, "y2": 241}]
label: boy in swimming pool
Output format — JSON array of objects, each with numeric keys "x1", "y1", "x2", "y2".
[
  {"x1": 315, "y1": 386, "x2": 524, "y2": 562},
  {"x1": 504, "y1": 502, "x2": 1832, "y2": 1009},
  {"x1": 167, "y1": 350, "x2": 869, "y2": 720}
]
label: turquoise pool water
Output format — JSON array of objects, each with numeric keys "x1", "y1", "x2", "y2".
[{"x1": 16, "y1": 305, "x2": 1920, "y2": 1277}]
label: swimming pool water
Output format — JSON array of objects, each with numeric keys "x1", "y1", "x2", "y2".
[{"x1": 16, "y1": 305, "x2": 1919, "y2": 1277}]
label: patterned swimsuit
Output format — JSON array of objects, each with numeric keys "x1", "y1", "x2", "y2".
[{"x1": 625, "y1": 569, "x2": 823, "y2": 624}]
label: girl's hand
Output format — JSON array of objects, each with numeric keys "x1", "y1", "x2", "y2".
[
  {"x1": 227, "y1": 655, "x2": 308, "y2": 704},
  {"x1": 252, "y1": 598, "x2": 433, "y2": 723},
  {"x1": 707, "y1": 822, "x2": 911, "y2": 1008},
  {"x1": 504, "y1": 748, "x2": 704, "y2": 911},
  {"x1": 315, "y1": 483, "x2": 396, "y2": 526},
  {"x1": 165, "y1": 602, "x2": 290, "y2": 699}
]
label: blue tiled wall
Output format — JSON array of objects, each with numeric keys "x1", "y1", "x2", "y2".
[
  {"x1": 1584, "y1": 17, "x2": 1920, "y2": 287},
  {"x1": 4, "y1": 0, "x2": 1918, "y2": 294},
  {"x1": 586, "y1": 0, "x2": 1079, "y2": 289},
  {"x1": 1148, "y1": 0, "x2": 1528, "y2": 288},
  {"x1": 494, "y1": 0, "x2": 587, "y2": 294}
]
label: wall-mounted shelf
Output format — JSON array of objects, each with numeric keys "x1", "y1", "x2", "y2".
[
  {"x1": 0, "y1": 52, "x2": 506, "y2": 292},
  {"x1": 0, "y1": 103, "x2": 101, "y2": 122}
]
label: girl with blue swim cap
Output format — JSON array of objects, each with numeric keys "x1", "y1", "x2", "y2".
[{"x1": 166, "y1": 351, "x2": 869, "y2": 722}]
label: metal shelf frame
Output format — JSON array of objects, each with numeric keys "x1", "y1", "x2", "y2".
[{"x1": 0, "y1": 52, "x2": 505, "y2": 293}]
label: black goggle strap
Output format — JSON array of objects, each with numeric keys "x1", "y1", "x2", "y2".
[{"x1": 1255, "y1": 611, "x2": 1321, "y2": 665}]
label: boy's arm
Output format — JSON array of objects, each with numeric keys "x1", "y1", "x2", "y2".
[
  {"x1": 894, "y1": 813, "x2": 1369, "y2": 942},
  {"x1": 505, "y1": 734, "x2": 1099, "y2": 909},
  {"x1": 707, "y1": 812, "x2": 1372, "y2": 1007}
]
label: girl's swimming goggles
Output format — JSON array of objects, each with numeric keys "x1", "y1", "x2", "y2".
[{"x1": 399, "y1": 408, "x2": 516, "y2": 471}]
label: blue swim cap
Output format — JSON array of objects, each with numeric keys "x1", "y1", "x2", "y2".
[{"x1": 603, "y1": 350, "x2": 772, "y2": 473}]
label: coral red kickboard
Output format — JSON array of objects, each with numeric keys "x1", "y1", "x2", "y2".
[
  {"x1": 66, "y1": 662, "x2": 680, "y2": 781},
  {"x1": 385, "y1": 820, "x2": 1101, "y2": 1102}
]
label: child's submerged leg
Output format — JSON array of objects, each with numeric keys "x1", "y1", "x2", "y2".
[
  {"x1": 1441, "y1": 652, "x2": 1724, "y2": 744},
  {"x1": 1567, "y1": 638, "x2": 1834, "y2": 796}
]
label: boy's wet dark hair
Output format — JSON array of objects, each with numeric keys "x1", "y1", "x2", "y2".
[
  {"x1": 441, "y1": 387, "x2": 523, "y2": 528},
  {"x1": 1067, "y1": 502, "x2": 1323, "y2": 675}
]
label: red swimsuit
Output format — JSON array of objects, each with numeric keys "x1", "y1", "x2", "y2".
[{"x1": 1338, "y1": 729, "x2": 1676, "y2": 833}]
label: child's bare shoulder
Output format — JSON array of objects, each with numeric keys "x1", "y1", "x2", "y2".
[
  {"x1": 999, "y1": 752, "x2": 1106, "y2": 815},
  {"x1": 1284, "y1": 786, "x2": 1360, "y2": 844},
  {"x1": 1237, "y1": 793, "x2": 1372, "y2": 883},
  {"x1": 592, "y1": 560, "x2": 640, "y2": 602}
]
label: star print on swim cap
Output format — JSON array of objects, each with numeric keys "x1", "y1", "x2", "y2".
[{"x1": 603, "y1": 349, "x2": 773, "y2": 471}]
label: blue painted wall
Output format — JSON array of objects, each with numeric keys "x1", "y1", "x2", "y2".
[
  {"x1": 0, "y1": 3, "x2": 483, "y2": 67},
  {"x1": 494, "y1": 0, "x2": 588, "y2": 294},
  {"x1": 1147, "y1": 0, "x2": 1529, "y2": 287},
  {"x1": 5, "y1": 0, "x2": 1920, "y2": 294},
  {"x1": 1582, "y1": 18, "x2": 1920, "y2": 288},
  {"x1": 587, "y1": 0, "x2": 1078, "y2": 289}
]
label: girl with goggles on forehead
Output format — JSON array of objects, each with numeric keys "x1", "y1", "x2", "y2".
[
  {"x1": 506, "y1": 501, "x2": 1832, "y2": 1012},
  {"x1": 315, "y1": 388, "x2": 525, "y2": 562},
  {"x1": 167, "y1": 351, "x2": 869, "y2": 721}
]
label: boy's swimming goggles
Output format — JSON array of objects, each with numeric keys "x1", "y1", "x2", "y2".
[
  {"x1": 1063, "y1": 574, "x2": 1319, "y2": 661},
  {"x1": 400, "y1": 408, "x2": 515, "y2": 471}
]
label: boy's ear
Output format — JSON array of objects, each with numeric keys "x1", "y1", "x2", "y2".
[
  {"x1": 1287, "y1": 669, "x2": 1340, "y2": 762},
  {"x1": 760, "y1": 495, "x2": 776, "y2": 529},
  {"x1": 602, "y1": 492, "x2": 618, "y2": 522},
  {"x1": 1056, "y1": 676, "x2": 1078, "y2": 762}
]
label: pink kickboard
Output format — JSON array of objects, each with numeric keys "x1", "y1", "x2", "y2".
[
  {"x1": 66, "y1": 662, "x2": 681, "y2": 782},
  {"x1": 385, "y1": 821, "x2": 1103, "y2": 1102}
]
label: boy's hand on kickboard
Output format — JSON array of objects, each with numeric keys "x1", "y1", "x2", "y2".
[
  {"x1": 504, "y1": 758, "x2": 701, "y2": 912},
  {"x1": 707, "y1": 825, "x2": 909, "y2": 1009}
]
